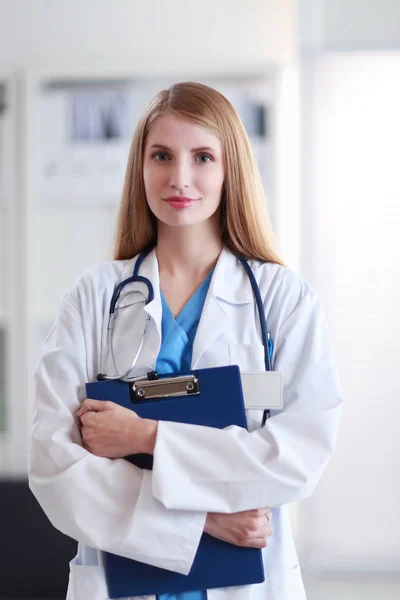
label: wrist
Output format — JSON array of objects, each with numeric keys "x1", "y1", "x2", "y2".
[{"x1": 141, "y1": 419, "x2": 158, "y2": 454}]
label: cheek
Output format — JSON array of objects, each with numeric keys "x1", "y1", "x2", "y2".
[
  {"x1": 143, "y1": 166, "x2": 153, "y2": 193},
  {"x1": 143, "y1": 171, "x2": 153, "y2": 212},
  {"x1": 143, "y1": 167, "x2": 163, "y2": 203},
  {"x1": 205, "y1": 165, "x2": 224, "y2": 189},
  {"x1": 204, "y1": 173, "x2": 224, "y2": 200}
]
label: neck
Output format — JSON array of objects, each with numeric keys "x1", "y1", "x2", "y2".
[{"x1": 156, "y1": 221, "x2": 223, "y2": 278}]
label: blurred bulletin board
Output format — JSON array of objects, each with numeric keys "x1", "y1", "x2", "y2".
[{"x1": 39, "y1": 78, "x2": 271, "y2": 206}]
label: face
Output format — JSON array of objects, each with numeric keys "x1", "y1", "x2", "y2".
[{"x1": 143, "y1": 113, "x2": 225, "y2": 231}]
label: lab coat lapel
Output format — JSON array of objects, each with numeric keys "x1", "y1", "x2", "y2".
[
  {"x1": 119, "y1": 248, "x2": 162, "y2": 336},
  {"x1": 117, "y1": 247, "x2": 254, "y2": 372},
  {"x1": 140, "y1": 252, "x2": 162, "y2": 339},
  {"x1": 117, "y1": 249, "x2": 162, "y2": 375},
  {"x1": 191, "y1": 294, "x2": 228, "y2": 368},
  {"x1": 191, "y1": 247, "x2": 253, "y2": 368}
]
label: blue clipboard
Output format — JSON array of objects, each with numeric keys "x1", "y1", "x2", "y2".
[{"x1": 85, "y1": 365, "x2": 265, "y2": 598}]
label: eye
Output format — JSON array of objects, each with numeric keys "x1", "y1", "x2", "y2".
[
  {"x1": 152, "y1": 151, "x2": 170, "y2": 161},
  {"x1": 196, "y1": 153, "x2": 213, "y2": 164}
]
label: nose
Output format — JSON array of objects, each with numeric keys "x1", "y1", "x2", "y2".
[{"x1": 168, "y1": 157, "x2": 191, "y2": 191}]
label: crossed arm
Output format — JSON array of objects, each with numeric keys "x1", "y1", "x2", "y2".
[
  {"x1": 31, "y1": 288, "x2": 341, "y2": 574},
  {"x1": 77, "y1": 398, "x2": 273, "y2": 549}
]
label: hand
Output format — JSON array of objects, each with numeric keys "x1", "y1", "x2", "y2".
[
  {"x1": 204, "y1": 507, "x2": 273, "y2": 548},
  {"x1": 76, "y1": 399, "x2": 158, "y2": 458}
]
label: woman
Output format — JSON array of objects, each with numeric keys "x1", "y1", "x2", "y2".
[{"x1": 29, "y1": 82, "x2": 343, "y2": 600}]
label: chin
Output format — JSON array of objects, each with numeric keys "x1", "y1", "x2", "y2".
[
  {"x1": 155, "y1": 212, "x2": 210, "y2": 229},
  {"x1": 153, "y1": 204, "x2": 221, "y2": 231},
  {"x1": 162, "y1": 218, "x2": 203, "y2": 229}
]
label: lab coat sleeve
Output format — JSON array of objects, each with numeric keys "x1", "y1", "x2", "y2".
[
  {"x1": 151, "y1": 290, "x2": 343, "y2": 512},
  {"x1": 29, "y1": 297, "x2": 206, "y2": 575}
]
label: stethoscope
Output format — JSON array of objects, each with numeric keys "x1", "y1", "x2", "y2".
[{"x1": 97, "y1": 247, "x2": 274, "y2": 384}]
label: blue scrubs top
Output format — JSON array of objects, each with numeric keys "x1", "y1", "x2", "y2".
[{"x1": 156, "y1": 271, "x2": 213, "y2": 600}]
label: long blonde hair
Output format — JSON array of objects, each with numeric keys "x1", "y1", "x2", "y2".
[{"x1": 114, "y1": 81, "x2": 284, "y2": 265}]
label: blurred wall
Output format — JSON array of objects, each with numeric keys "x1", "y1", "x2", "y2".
[
  {"x1": 300, "y1": 52, "x2": 400, "y2": 572},
  {"x1": 298, "y1": 0, "x2": 400, "y2": 575},
  {"x1": 0, "y1": 0, "x2": 296, "y2": 69},
  {"x1": 300, "y1": 0, "x2": 400, "y2": 51}
]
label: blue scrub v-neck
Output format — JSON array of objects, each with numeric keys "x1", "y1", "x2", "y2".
[
  {"x1": 155, "y1": 270, "x2": 213, "y2": 600},
  {"x1": 156, "y1": 269, "x2": 214, "y2": 376}
]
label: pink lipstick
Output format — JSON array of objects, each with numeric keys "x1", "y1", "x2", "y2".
[{"x1": 163, "y1": 196, "x2": 199, "y2": 209}]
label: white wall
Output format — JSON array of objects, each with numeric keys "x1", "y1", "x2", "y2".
[
  {"x1": 298, "y1": 2, "x2": 400, "y2": 573},
  {"x1": 299, "y1": 52, "x2": 400, "y2": 572},
  {"x1": 0, "y1": 0, "x2": 296, "y2": 69},
  {"x1": 300, "y1": 0, "x2": 400, "y2": 51}
]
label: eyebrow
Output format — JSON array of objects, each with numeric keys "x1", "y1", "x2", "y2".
[{"x1": 148, "y1": 144, "x2": 218, "y2": 154}]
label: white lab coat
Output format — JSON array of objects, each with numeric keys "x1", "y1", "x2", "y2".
[{"x1": 29, "y1": 246, "x2": 343, "y2": 600}]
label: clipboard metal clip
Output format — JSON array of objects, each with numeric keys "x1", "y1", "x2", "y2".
[{"x1": 131, "y1": 374, "x2": 200, "y2": 401}]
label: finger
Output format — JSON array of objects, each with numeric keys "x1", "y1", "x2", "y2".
[
  {"x1": 79, "y1": 412, "x2": 99, "y2": 426},
  {"x1": 77, "y1": 399, "x2": 109, "y2": 417},
  {"x1": 244, "y1": 536, "x2": 270, "y2": 549},
  {"x1": 254, "y1": 507, "x2": 271, "y2": 518},
  {"x1": 253, "y1": 508, "x2": 272, "y2": 522},
  {"x1": 245, "y1": 524, "x2": 273, "y2": 541},
  {"x1": 237, "y1": 530, "x2": 271, "y2": 548},
  {"x1": 246, "y1": 516, "x2": 267, "y2": 531},
  {"x1": 246, "y1": 514, "x2": 272, "y2": 531}
]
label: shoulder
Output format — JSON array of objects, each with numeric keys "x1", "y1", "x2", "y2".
[
  {"x1": 247, "y1": 258, "x2": 321, "y2": 324},
  {"x1": 217, "y1": 248, "x2": 321, "y2": 323},
  {"x1": 62, "y1": 258, "x2": 136, "y2": 313},
  {"x1": 76, "y1": 259, "x2": 131, "y2": 288},
  {"x1": 249, "y1": 259, "x2": 316, "y2": 299}
]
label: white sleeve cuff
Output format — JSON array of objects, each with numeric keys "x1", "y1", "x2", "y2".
[{"x1": 119, "y1": 469, "x2": 207, "y2": 575}]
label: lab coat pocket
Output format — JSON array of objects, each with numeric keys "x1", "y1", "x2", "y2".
[
  {"x1": 267, "y1": 565, "x2": 306, "y2": 600},
  {"x1": 286, "y1": 564, "x2": 306, "y2": 599},
  {"x1": 68, "y1": 559, "x2": 109, "y2": 600},
  {"x1": 229, "y1": 343, "x2": 265, "y2": 432},
  {"x1": 228, "y1": 342, "x2": 265, "y2": 371}
]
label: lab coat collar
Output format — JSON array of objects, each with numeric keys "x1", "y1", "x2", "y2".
[
  {"x1": 119, "y1": 247, "x2": 159, "y2": 296},
  {"x1": 117, "y1": 246, "x2": 255, "y2": 369},
  {"x1": 210, "y1": 246, "x2": 254, "y2": 306},
  {"x1": 119, "y1": 245, "x2": 254, "y2": 309},
  {"x1": 119, "y1": 248, "x2": 162, "y2": 339},
  {"x1": 190, "y1": 247, "x2": 254, "y2": 367}
]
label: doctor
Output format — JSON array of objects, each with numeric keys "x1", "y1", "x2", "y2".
[{"x1": 29, "y1": 82, "x2": 343, "y2": 600}]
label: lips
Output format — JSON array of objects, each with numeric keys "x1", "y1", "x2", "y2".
[{"x1": 163, "y1": 196, "x2": 199, "y2": 209}]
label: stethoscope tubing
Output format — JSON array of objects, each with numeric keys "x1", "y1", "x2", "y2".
[
  {"x1": 100, "y1": 248, "x2": 273, "y2": 384},
  {"x1": 238, "y1": 257, "x2": 273, "y2": 372}
]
